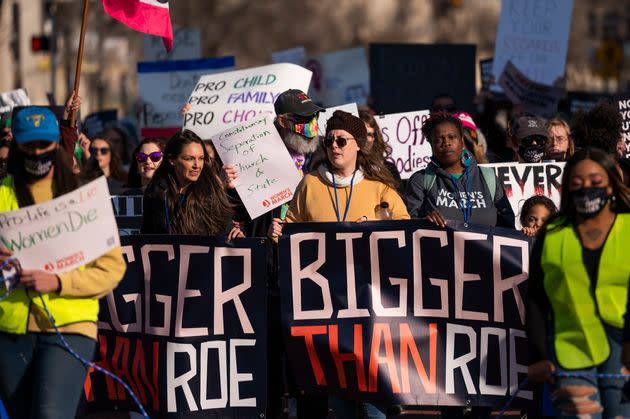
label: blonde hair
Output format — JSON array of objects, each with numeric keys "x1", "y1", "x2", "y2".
[{"x1": 546, "y1": 117, "x2": 575, "y2": 159}]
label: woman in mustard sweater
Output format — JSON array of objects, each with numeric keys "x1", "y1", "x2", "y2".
[
  {"x1": 268, "y1": 110, "x2": 408, "y2": 419},
  {"x1": 0, "y1": 107, "x2": 126, "y2": 419}
]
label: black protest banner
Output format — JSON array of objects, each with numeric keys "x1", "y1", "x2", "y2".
[
  {"x1": 616, "y1": 94, "x2": 630, "y2": 159},
  {"x1": 279, "y1": 220, "x2": 531, "y2": 407},
  {"x1": 84, "y1": 235, "x2": 268, "y2": 418},
  {"x1": 111, "y1": 195, "x2": 143, "y2": 235},
  {"x1": 369, "y1": 44, "x2": 476, "y2": 115}
]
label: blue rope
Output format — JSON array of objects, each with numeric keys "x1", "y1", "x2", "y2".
[
  {"x1": 0, "y1": 258, "x2": 150, "y2": 418},
  {"x1": 496, "y1": 377, "x2": 528, "y2": 418}
]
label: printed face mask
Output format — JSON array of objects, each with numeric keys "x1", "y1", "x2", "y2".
[
  {"x1": 518, "y1": 144, "x2": 545, "y2": 163},
  {"x1": 292, "y1": 116, "x2": 318, "y2": 139},
  {"x1": 571, "y1": 187, "x2": 609, "y2": 218},
  {"x1": 24, "y1": 149, "x2": 55, "y2": 179}
]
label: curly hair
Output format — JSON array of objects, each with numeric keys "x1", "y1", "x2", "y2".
[
  {"x1": 519, "y1": 195, "x2": 557, "y2": 227},
  {"x1": 420, "y1": 111, "x2": 464, "y2": 142},
  {"x1": 570, "y1": 102, "x2": 622, "y2": 156}
]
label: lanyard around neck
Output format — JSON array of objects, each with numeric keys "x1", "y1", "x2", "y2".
[
  {"x1": 332, "y1": 171, "x2": 356, "y2": 222},
  {"x1": 450, "y1": 167, "x2": 471, "y2": 226}
]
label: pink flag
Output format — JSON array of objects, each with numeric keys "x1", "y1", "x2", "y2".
[{"x1": 102, "y1": 0, "x2": 173, "y2": 52}]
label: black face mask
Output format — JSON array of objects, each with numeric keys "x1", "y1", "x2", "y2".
[
  {"x1": 518, "y1": 144, "x2": 545, "y2": 163},
  {"x1": 23, "y1": 149, "x2": 55, "y2": 179},
  {"x1": 571, "y1": 187, "x2": 610, "y2": 218}
]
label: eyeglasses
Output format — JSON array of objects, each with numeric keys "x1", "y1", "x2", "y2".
[
  {"x1": 549, "y1": 135, "x2": 568, "y2": 144},
  {"x1": 89, "y1": 147, "x2": 110, "y2": 155},
  {"x1": 135, "y1": 151, "x2": 163, "y2": 163},
  {"x1": 521, "y1": 136, "x2": 547, "y2": 147},
  {"x1": 323, "y1": 136, "x2": 355, "y2": 148}
]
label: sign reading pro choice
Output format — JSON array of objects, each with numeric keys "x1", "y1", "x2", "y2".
[
  {"x1": 183, "y1": 63, "x2": 312, "y2": 139},
  {"x1": 213, "y1": 115, "x2": 302, "y2": 219},
  {"x1": 0, "y1": 177, "x2": 119, "y2": 273}
]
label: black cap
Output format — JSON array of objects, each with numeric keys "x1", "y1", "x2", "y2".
[
  {"x1": 274, "y1": 89, "x2": 325, "y2": 117},
  {"x1": 512, "y1": 116, "x2": 548, "y2": 140}
]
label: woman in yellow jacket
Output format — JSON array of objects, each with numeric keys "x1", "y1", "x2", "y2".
[
  {"x1": 526, "y1": 147, "x2": 630, "y2": 418},
  {"x1": 0, "y1": 107, "x2": 125, "y2": 419}
]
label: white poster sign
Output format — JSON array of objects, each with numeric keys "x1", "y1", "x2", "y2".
[
  {"x1": 0, "y1": 177, "x2": 120, "y2": 273},
  {"x1": 306, "y1": 47, "x2": 369, "y2": 107},
  {"x1": 492, "y1": 0, "x2": 573, "y2": 90},
  {"x1": 213, "y1": 115, "x2": 302, "y2": 219},
  {"x1": 138, "y1": 57, "x2": 235, "y2": 135},
  {"x1": 376, "y1": 110, "x2": 432, "y2": 179},
  {"x1": 317, "y1": 103, "x2": 359, "y2": 136},
  {"x1": 183, "y1": 63, "x2": 312, "y2": 139},
  {"x1": 483, "y1": 162, "x2": 564, "y2": 229},
  {"x1": 0, "y1": 88, "x2": 30, "y2": 114},
  {"x1": 144, "y1": 27, "x2": 201, "y2": 61},
  {"x1": 272, "y1": 46, "x2": 307, "y2": 66}
]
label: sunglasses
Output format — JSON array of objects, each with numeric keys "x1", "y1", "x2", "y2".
[
  {"x1": 89, "y1": 147, "x2": 110, "y2": 155},
  {"x1": 323, "y1": 136, "x2": 355, "y2": 148},
  {"x1": 135, "y1": 151, "x2": 163, "y2": 163},
  {"x1": 521, "y1": 136, "x2": 547, "y2": 147}
]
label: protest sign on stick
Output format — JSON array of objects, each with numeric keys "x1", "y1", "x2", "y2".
[
  {"x1": 376, "y1": 110, "x2": 432, "y2": 179},
  {"x1": 138, "y1": 57, "x2": 235, "y2": 138},
  {"x1": 280, "y1": 220, "x2": 532, "y2": 406},
  {"x1": 86, "y1": 235, "x2": 268, "y2": 418},
  {"x1": 0, "y1": 177, "x2": 119, "y2": 273},
  {"x1": 616, "y1": 95, "x2": 630, "y2": 158},
  {"x1": 213, "y1": 115, "x2": 302, "y2": 219},
  {"x1": 492, "y1": 0, "x2": 573, "y2": 91},
  {"x1": 498, "y1": 60, "x2": 565, "y2": 117},
  {"x1": 183, "y1": 63, "x2": 312, "y2": 139}
]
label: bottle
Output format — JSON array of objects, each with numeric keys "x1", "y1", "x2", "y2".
[{"x1": 375, "y1": 201, "x2": 392, "y2": 220}]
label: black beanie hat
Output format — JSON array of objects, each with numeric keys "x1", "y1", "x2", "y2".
[{"x1": 325, "y1": 110, "x2": 367, "y2": 147}]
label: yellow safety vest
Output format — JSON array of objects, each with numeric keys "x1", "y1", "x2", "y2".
[
  {"x1": 0, "y1": 176, "x2": 99, "y2": 334},
  {"x1": 542, "y1": 214, "x2": 630, "y2": 369}
]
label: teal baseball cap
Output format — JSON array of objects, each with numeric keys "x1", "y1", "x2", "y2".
[{"x1": 11, "y1": 106, "x2": 60, "y2": 144}]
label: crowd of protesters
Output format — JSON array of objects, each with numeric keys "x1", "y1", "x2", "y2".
[{"x1": 0, "y1": 81, "x2": 630, "y2": 419}]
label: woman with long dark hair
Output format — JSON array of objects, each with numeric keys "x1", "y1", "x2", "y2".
[
  {"x1": 0, "y1": 106, "x2": 125, "y2": 418},
  {"x1": 82, "y1": 134, "x2": 127, "y2": 191},
  {"x1": 527, "y1": 147, "x2": 630, "y2": 417},
  {"x1": 141, "y1": 130, "x2": 237, "y2": 236},
  {"x1": 126, "y1": 137, "x2": 166, "y2": 189}
]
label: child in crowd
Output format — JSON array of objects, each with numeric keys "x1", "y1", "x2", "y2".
[{"x1": 520, "y1": 195, "x2": 557, "y2": 237}]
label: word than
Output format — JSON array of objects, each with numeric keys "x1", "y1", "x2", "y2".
[{"x1": 291, "y1": 322, "x2": 530, "y2": 398}]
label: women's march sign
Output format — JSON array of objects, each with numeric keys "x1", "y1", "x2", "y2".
[
  {"x1": 213, "y1": 115, "x2": 302, "y2": 219},
  {"x1": 183, "y1": 63, "x2": 312, "y2": 139},
  {"x1": 0, "y1": 177, "x2": 119, "y2": 273}
]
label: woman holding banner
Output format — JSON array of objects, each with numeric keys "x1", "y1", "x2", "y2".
[
  {"x1": 527, "y1": 147, "x2": 630, "y2": 418},
  {"x1": 405, "y1": 111, "x2": 515, "y2": 229},
  {"x1": 141, "y1": 129, "x2": 244, "y2": 238},
  {"x1": 0, "y1": 106, "x2": 126, "y2": 418},
  {"x1": 269, "y1": 110, "x2": 408, "y2": 419}
]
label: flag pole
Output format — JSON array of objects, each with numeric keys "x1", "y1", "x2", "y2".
[{"x1": 70, "y1": 0, "x2": 89, "y2": 128}]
